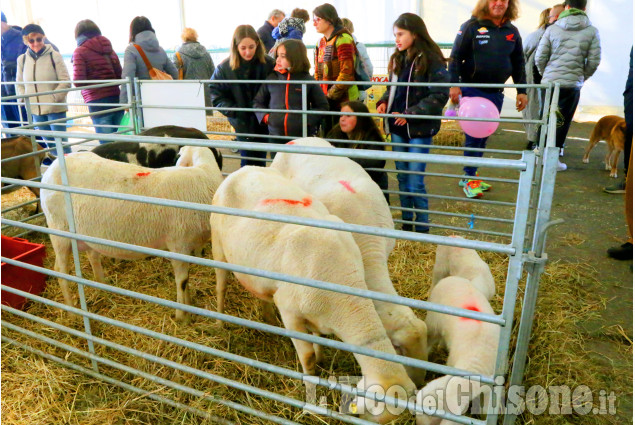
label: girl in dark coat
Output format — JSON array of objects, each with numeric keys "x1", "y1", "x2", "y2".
[
  {"x1": 210, "y1": 25, "x2": 275, "y2": 166},
  {"x1": 376, "y1": 13, "x2": 449, "y2": 233},
  {"x1": 326, "y1": 101, "x2": 389, "y2": 203},
  {"x1": 253, "y1": 39, "x2": 328, "y2": 139},
  {"x1": 72, "y1": 19, "x2": 123, "y2": 143}
]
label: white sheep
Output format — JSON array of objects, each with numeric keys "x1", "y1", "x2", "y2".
[
  {"x1": 270, "y1": 137, "x2": 428, "y2": 386},
  {"x1": 431, "y1": 236, "x2": 496, "y2": 300},
  {"x1": 210, "y1": 166, "x2": 416, "y2": 424},
  {"x1": 40, "y1": 146, "x2": 223, "y2": 321},
  {"x1": 416, "y1": 276, "x2": 500, "y2": 425}
]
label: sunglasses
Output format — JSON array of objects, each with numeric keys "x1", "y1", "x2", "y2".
[{"x1": 28, "y1": 37, "x2": 43, "y2": 44}]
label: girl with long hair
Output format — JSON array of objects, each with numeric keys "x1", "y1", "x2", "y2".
[
  {"x1": 210, "y1": 25, "x2": 275, "y2": 166},
  {"x1": 376, "y1": 13, "x2": 449, "y2": 233}
]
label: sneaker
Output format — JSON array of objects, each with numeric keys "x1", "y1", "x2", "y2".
[
  {"x1": 42, "y1": 157, "x2": 53, "y2": 166},
  {"x1": 557, "y1": 161, "x2": 567, "y2": 171},
  {"x1": 459, "y1": 176, "x2": 491, "y2": 191},
  {"x1": 607, "y1": 242, "x2": 633, "y2": 260},
  {"x1": 525, "y1": 141, "x2": 537, "y2": 150},
  {"x1": 463, "y1": 180, "x2": 484, "y2": 198},
  {"x1": 603, "y1": 180, "x2": 626, "y2": 194},
  {"x1": 559, "y1": 147, "x2": 564, "y2": 157}
]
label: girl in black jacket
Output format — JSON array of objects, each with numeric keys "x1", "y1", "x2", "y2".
[
  {"x1": 376, "y1": 13, "x2": 449, "y2": 233},
  {"x1": 210, "y1": 25, "x2": 274, "y2": 166},
  {"x1": 253, "y1": 39, "x2": 328, "y2": 139},
  {"x1": 327, "y1": 101, "x2": 389, "y2": 203}
]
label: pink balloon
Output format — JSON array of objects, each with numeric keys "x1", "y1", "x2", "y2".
[{"x1": 458, "y1": 96, "x2": 500, "y2": 138}]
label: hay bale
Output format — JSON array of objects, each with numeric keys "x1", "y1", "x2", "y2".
[
  {"x1": 206, "y1": 114, "x2": 235, "y2": 141},
  {"x1": 433, "y1": 120, "x2": 464, "y2": 147}
]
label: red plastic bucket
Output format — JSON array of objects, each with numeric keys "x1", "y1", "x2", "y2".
[{"x1": 1, "y1": 235, "x2": 48, "y2": 310}]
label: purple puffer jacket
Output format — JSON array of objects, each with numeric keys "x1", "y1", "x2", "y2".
[{"x1": 72, "y1": 34, "x2": 122, "y2": 103}]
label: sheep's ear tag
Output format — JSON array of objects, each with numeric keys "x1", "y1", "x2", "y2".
[{"x1": 349, "y1": 402, "x2": 358, "y2": 414}]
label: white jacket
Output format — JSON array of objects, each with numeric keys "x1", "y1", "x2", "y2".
[{"x1": 16, "y1": 44, "x2": 70, "y2": 115}]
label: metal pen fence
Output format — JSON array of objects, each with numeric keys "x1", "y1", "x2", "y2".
[{"x1": 1, "y1": 76, "x2": 560, "y2": 425}]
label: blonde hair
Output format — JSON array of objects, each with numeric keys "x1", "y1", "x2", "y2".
[
  {"x1": 341, "y1": 17, "x2": 354, "y2": 33},
  {"x1": 538, "y1": 8, "x2": 551, "y2": 28},
  {"x1": 181, "y1": 27, "x2": 198, "y2": 42},
  {"x1": 471, "y1": 0, "x2": 519, "y2": 21},
  {"x1": 229, "y1": 25, "x2": 266, "y2": 70}
]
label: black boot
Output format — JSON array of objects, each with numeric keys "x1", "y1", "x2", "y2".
[
  {"x1": 402, "y1": 223, "x2": 414, "y2": 232},
  {"x1": 607, "y1": 242, "x2": 633, "y2": 260}
]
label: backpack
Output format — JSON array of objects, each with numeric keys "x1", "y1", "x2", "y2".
[
  {"x1": 352, "y1": 40, "x2": 372, "y2": 91},
  {"x1": 133, "y1": 44, "x2": 173, "y2": 80}
]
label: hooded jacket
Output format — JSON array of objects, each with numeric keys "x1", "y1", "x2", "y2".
[
  {"x1": 174, "y1": 41, "x2": 215, "y2": 106},
  {"x1": 1, "y1": 25, "x2": 27, "y2": 89},
  {"x1": 16, "y1": 44, "x2": 70, "y2": 115},
  {"x1": 535, "y1": 9, "x2": 601, "y2": 88},
  {"x1": 120, "y1": 30, "x2": 179, "y2": 103},
  {"x1": 72, "y1": 34, "x2": 122, "y2": 103},
  {"x1": 253, "y1": 69, "x2": 329, "y2": 137},
  {"x1": 210, "y1": 55, "x2": 275, "y2": 137}
]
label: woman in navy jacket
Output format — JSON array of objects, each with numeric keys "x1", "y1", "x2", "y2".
[
  {"x1": 376, "y1": 13, "x2": 449, "y2": 233},
  {"x1": 211, "y1": 25, "x2": 275, "y2": 166}
]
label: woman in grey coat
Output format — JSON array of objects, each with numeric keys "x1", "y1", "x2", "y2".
[
  {"x1": 522, "y1": 6, "x2": 563, "y2": 150},
  {"x1": 120, "y1": 16, "x2": 178, "y2": 104},
  {"x1": 173, "y1": 27, "x2": 215, "y2": 110}
]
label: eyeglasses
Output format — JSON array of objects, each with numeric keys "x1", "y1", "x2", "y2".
[
  {"x1": 28, "y1": 37, "x2": 43, "y2": 44},
  {"x1": 313, "y1": 17, "x2": 322, "y2": 23}
]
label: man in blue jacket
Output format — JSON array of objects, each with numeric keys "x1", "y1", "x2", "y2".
[
  {"x1": 449, "y1": 0, "x2": 528, "y2": 198},
  {"x1": 1, "y1": 11, "x2": 28, "y2": 128}
]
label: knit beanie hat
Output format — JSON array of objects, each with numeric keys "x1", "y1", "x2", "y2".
[{"x1": 22, "y1": 23, "x2": 45, "y2": 36}]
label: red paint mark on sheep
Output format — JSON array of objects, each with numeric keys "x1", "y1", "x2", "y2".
[
  {"x1": 136, "y1": 172, "x2": 151, "y2": 177},
  {"x1": 286, "y1": 141, "x2": 296, "y2": 145},
  {"x1": 339, "y1": 180, "x2": 356, "y2": 193},
  {"x1": 460, "y1": 304, "x2": 482, "y2": 322},
  {"x1": 261, "y1": 196, "x2": 312, "y2": 207}
]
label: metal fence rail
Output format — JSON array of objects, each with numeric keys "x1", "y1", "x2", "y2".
[{"x1": 1, "y1": 76, "x2": 558, "y2": 425}]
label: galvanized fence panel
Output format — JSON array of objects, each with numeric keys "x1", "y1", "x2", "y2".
[{"x1": 1, "y1": 75, "x2": 558, "y2": 424}]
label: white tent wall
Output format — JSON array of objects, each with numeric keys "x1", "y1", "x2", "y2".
[{"x1": 3, "y1": 0, "x2": 631, "y2": 120}]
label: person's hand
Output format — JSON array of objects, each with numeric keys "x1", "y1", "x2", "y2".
[
  {"x1": 516, "y1": 94, "x2": 528, "y2": 112},
  {"x1": 393, "y1": 112, "x2": 407, "y2": 126},
  {"x1": 376, "y1": 103, "x2": 386, "y2": 114},
  {"x1": 450, "y1": 87, "x2": 462, "y2": 104}
]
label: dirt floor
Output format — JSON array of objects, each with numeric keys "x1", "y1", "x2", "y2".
[{"x1": 1, "y1": 121, "x2": 632, "y2": 424}]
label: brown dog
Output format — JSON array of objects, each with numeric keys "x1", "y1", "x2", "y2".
[
  {"x1": 582, "y1": 115, "x2": 627, "y2": 178},
  {"x1": 1, "y1": 136, "x2": 49, "y2": 212}
]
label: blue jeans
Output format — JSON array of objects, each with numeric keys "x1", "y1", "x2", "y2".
[
  {"x1": 32, "y1": 112, "x2": 71, "y2": 153},
  {"x1": 391, "y1": 133, "x2": 431, "y2": 232},
  {"x1": 462, "y1": 87, "x2": 505, "y2": 177},
  {"x1": 88, "y1": 95, "x2": 125, "y2": 144}
]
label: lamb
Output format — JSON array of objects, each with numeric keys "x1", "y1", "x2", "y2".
[
  {"x1": 210, "y1": 166, "x2": 416, "y2": 424},
  {"x1": 91, "y1": 125, "x2": 223, "y2": 170},
  {"x1": 431, "y1": 236, "x2": 496, "y2": 300},
  {"x1": 416, "y1": 277, "x2": 499, "y2": 424},
  {"x1": 40, "y1": 146, "x2": 223, "y2": 321},
  {"x1": 270, "y1": 137, "x2": 429, "y2": 386}
]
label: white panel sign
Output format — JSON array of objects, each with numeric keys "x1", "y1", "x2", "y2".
[{"x1": 139, "y1": 81, "x2": 206, "y2": 132}]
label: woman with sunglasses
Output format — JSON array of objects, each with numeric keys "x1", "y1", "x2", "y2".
[{"x1": 16, "y1": 24, "x2": 71, "y2": 153}]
